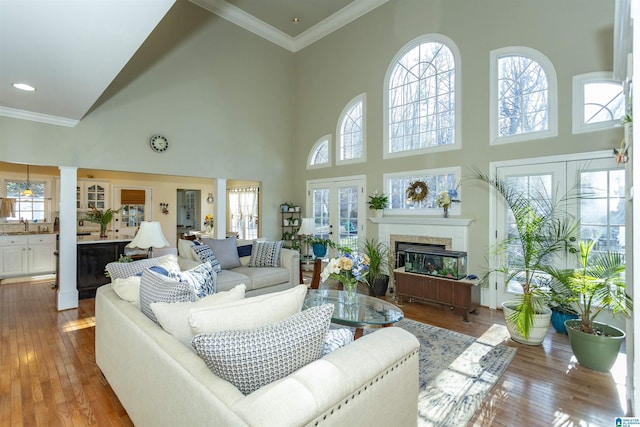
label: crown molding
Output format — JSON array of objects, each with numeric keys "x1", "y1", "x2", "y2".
[
  {"x1": 189, "y1": 0, "x2": 294, "y2": 51},
  {"x1": 0, "y1": 106, "x2": 78, "y2": 127},
  {"x1": 293, "y1": 0, "x2": 389, "y2": 51},
  {"x1": 189, "y1": 0, "x2": 389, "y2": 53}
]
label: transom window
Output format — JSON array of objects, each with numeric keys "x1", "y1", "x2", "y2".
[
  {"x1": 385, "y1": 167, "x2": 461, "y2": 215},
  {"x1": 307, "y1": 135, "x2": 331, "y2": 169},
  {"x1": 337, "y1": 94, "x2": 365, "y2": 164},
  {"x1": 385, "y1": 34, "x2": 460, "y2": 158},
  {"x1": 490, "y1": 47, "x2": 557, "y2": 144},
  {"x1": 572, "y1": 72, "x2": 625, "y2": 134}
]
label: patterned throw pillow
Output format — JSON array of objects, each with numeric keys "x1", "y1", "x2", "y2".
[
  {"x1": 191, "y1": 245, "x2": 222, "y2": 272},
  {"x1": 140, "y1": 269, "x2": 196, "y2": 324},
  {"x1": 169, "y1": 262, "x2": 216, "y2": 298},
  {"x1": 248, "y1": 240, "x2": 283, "y2": 268},
  {"x1": 192, "y1": 304, "x2": 333, "y2": 395},
  {"x1": 323, "y1": 328, "x2": 354, "y2": 355},
  {"x1": 105, "y1": 257, "x2": 159, "y2": 279}
]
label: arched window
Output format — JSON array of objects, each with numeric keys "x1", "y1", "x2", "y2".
[
  {"x1": 307, "y1": 135, "x2": 331, "y2": 169},
  {"x1": 337, "y1": 94, "x2": 366, "y2": 165},
  {"x1": 572, "y1": 72, "x2": 625, "y2": 133},
  {"x1": 384, "y1": 34, "x2": 461, "y2": 158},
  {"x1": 490, "y1": 47, "x2": 557, "y2": 144}
]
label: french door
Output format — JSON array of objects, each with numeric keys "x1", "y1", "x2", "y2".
[
  {"x1": 491, "y1": 154, "x2": 624, "y2": 308},
  {"x1": 306, "y1": 176, "x2": 366, "y2": 257}
]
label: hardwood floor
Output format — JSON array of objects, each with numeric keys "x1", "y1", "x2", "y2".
[{"x1": 0, "y1": 280, "x2": 628, "y2": 426}]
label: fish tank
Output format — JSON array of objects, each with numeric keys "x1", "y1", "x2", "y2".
[{"x1": 403, "y1": 247, "x2": 467, "y2": 280}]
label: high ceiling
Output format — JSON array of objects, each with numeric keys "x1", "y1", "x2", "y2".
[{"x1": 0, "y1": 0, "x2": 387, "y2": 127}]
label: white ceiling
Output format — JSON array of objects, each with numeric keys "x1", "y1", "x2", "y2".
[{"x1": 0, "y1": 0, "x2": 387, "y2": 128}]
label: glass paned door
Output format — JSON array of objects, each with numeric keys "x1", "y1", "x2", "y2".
[
  {"x1": 494, "y1": 162, "x2": 565, "y2": 306},
  {"x1": 307, "y1": 178, "x2": 365, "y2": 257},
  {"x1": 492, "y1": 156, "x2": 625, "y2": 308}
]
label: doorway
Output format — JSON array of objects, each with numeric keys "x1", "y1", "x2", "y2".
[{"x1": 177, "y1": 189, "x2": 201, "y2": 238}]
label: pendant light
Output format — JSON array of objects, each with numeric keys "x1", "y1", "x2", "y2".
[{"x1": 22, "y1": 165, "x2": 33, "y2": 197}]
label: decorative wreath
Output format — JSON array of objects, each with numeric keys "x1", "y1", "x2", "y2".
[{"x1": 406, "y1": 180, "x2": 429, "y2": 203}]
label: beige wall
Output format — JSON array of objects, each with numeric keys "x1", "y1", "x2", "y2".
[
  {"x1": 292, "y1": 0, "x2": 621, "y2": 273},
  {"x1": 0, "y1": 0, "x2": 295, "y2": 240},
  {"x1": 0, "y1": 0, "x2": 623, "y2": 249}
]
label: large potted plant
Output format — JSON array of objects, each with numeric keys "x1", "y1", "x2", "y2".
[
  {"x1": 360, "y1": 238, "x2": 391, "y2": 296},
  {"x1": 547, "y1": 240, "x2": 632, "y2": 372},
  {"x1": 475, "y1": 170, "x2": 578, "y2": 345}
]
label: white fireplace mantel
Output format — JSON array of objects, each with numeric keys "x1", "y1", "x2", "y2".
[
  {"x1": 371, "y1": 216, "x2": 475, "y2": 253},
  {"x1": 368, "y1": 216, "x2": 474, "y2": 227}
]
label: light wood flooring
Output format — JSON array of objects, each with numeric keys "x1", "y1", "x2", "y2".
[{"x1": 0, "y1": 280, "x2": 628, "y2": 426}]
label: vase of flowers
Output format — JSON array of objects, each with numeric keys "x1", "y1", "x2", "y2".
[
  {"x1": 204, "y1": 214, "x2": 214, "y2": 235},
  {"x1": 320, "y1": 252, "x2": 370, "y2": 305},
  {"x1": 436, "y1": 188, "x2": 459, "y2": 218}
]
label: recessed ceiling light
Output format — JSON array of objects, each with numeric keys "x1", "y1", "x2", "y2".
[
  {"x1": 292, "y1": 17, "x2": 301, "y2": 24},
  {"x1": 12, "y1": 83, "x2": 36, "y2": 92}
]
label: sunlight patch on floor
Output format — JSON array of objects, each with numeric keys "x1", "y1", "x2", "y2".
[{"x1": 62, "y1": 316, "x2": 95, "y2": 332}]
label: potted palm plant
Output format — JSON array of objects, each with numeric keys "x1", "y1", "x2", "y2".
[
  {"x1": 475, "y1": 170, "x2": 578, "y2": 345},
  {"x1": 547, "y1": 240, "x2": 632, "y2": 372},
  {"x1": 360, "y1": 238, "x2": 391, "y2": 296}
]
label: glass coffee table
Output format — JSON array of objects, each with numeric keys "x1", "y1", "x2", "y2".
[{"x1": 304, "y1": 290, "x2": 404, "y2": 339}]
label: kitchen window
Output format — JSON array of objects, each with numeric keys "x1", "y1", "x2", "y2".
[{"x1": 4, "y1": 180, "x2": 48, "y2": 222}]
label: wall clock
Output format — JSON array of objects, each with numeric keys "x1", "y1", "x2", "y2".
[{"x1": 149, "y1": 134, "x2": 169, "y2": 153}]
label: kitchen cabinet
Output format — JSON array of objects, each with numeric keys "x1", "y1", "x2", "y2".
[
  {"x1": 0, "y1": 234, "x2": 56, "y2": 278},
  {"x1": 77, "y1": 180, "x2": 109, "y2": 211},
  {"x1": 77, "y1": 240, "x2": 130, "y2": 299}
]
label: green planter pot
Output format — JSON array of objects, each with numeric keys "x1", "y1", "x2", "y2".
[{"x1": 565, "y1": 319, "x2": 625, "y2": 372}]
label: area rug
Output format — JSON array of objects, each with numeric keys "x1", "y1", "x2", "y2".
[{"x1": 394, "y1": 319, "x2": 517, "y2": 426}]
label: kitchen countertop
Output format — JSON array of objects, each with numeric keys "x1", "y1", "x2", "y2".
[{"x1": 76, "y1": 237, "x2": 133, "y2": 244}]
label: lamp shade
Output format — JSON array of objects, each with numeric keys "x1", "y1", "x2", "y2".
[
  {"x1": 126, "y1": 221, "x2": 169, "y2": 249},
  {"x1": 297, "y1": 218, "x2": 315, "y2": 236}
]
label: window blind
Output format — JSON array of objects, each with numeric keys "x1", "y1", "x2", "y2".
[{"x1": 121, "y1": 189, "x2": 145, "y2": 205}]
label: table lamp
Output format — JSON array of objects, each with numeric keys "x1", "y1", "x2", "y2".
[
  {"x1": 297, "y1": 218, "x2": 315, "y2": 258},
  {"x1": 126, "y1": 221, "x2": 169, "y2": 258}
]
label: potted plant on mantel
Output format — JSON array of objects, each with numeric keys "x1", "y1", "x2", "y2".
[
  {"x1": 368, "y1": 191, "x2": 389, "y2": 218},
  {"x1": 475, "y1": 170, "x2": 579, "y2": 345},
  {"x1": 360, "y1": 238, "x2": 392, "y2": 296},
  {"x1": 547, "y1": 240, "x2": 632, "y2": 372}
]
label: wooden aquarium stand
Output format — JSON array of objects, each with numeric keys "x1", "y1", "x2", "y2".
[{"x1": 393, "y1": 267, "x2": 480, "y2": 322}]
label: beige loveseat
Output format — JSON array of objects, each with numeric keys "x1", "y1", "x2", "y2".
[
  {"x1": 95, "y1": 284, "x2": 420, "y2": 426},
  {"x1": 177, "y1": 238, "x2": 300, "y2": 296}
]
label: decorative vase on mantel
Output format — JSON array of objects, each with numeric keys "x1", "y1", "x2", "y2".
[
  {"x1": 442, "y1": 205, "x2": 449, "y2": 218},
  {"x1": 373, "y1": 209, "x2": 384, "y2": 218},
  {"x1": 100, "y1": 224, "x2": 108, "y2": 239}
]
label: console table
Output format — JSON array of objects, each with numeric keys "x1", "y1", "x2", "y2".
[{"x1": 393, "y1": 267, "x2": 480, "y2": 322}]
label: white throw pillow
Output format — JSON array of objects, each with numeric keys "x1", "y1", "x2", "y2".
[
  {"x1": 111, "y1": 276, "x2": 142, "y2": 309},
  {"x1": 178, "y1": 239, "x2": 198, "y2": 261},
  {"x1": 155, "y1": 253, "x2": 181, "y2": 273},
  {"x1": 151, "y1": 284, "x2": 246, "y2": 347},
  {"x1": 189, "y1": 284, "x2": 307, "y2": 335}
]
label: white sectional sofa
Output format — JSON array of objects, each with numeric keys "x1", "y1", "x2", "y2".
[{"x1": 95, "y1": 283, "x2": 421, "y2": 426}]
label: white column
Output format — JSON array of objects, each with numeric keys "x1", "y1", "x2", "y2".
[
  {"x1": 57, "y1": 166, "x2": 78, "y2": 310},
  {"x1": 214, "y1": 178, "x2": 226, "y2": 239}
]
